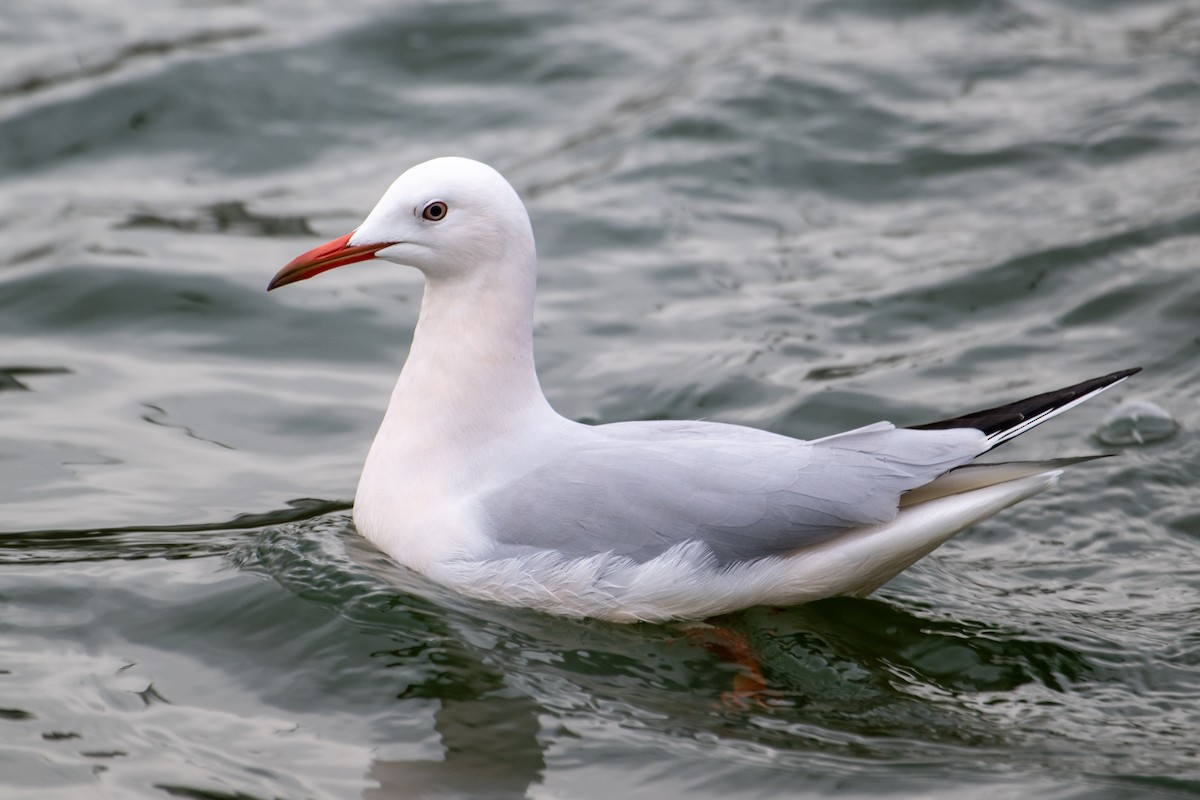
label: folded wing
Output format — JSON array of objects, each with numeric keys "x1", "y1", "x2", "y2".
[{"x1": 484, "y1": 420, "x2": 987, "y2": 563}]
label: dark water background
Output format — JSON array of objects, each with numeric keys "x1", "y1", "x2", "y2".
[{"x1": 3, "y1": 1, "x2": 1199, "y2": 797}]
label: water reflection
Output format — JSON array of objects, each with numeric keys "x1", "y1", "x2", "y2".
[
  {"x1": 0, "y1": 364, "x2": 70, "y2": 391},
  {"x1": 366, "y1": 694, "x2": 544, "y2": 800},
  {"x1": 252, "y1": 515, "x2": 1057, "y2": 797}
]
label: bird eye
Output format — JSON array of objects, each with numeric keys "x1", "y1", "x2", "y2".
[{"x1": 421, "y1": 201, "x2": 448, "y2": 221}]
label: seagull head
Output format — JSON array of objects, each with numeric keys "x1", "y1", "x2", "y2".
[{"x1": 268, "y1": 156, "x2": 534, "y2": 290}]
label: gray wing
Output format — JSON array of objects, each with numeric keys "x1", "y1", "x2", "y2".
[{"x1": 482, "y1": 420, "x2": 988, "y2": 564}]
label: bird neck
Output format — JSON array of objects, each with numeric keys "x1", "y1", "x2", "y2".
[{"x1": 386, "y1": 259, "x2": 554, "y2": 442}]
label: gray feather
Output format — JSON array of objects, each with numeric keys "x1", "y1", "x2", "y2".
[{"x1": 483, "y1": 420, "x2": 987, "y2": 563}]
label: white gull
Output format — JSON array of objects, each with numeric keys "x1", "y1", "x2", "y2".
[{"x1": 268, "y1": 156, "x2": 1138, "y2": 623}]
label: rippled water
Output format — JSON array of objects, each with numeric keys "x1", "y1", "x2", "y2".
[{"x1": 3, "y1": 1, "x2": 1199, "y2": 797}]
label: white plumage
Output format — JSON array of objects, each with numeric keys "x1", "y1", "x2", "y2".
[{"x1": 269, "y1": 157, "x2": 1136, "y2": 622}]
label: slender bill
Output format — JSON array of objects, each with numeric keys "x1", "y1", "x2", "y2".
[{"x1": 267, "y1": 232, "x2": 397, "y2": 290}]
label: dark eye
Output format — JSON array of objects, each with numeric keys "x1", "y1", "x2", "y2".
[{"x1": 422, "y1": 201, "x2": 448, "y2": 221}]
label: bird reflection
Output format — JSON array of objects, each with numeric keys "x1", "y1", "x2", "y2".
[{"x1": 364, "y1": 693, "x2": 544, "y2": 799}]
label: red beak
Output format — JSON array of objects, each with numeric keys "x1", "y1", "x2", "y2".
[{"x1": 267, "y1": 232, "x2": 397, "y2": 291}]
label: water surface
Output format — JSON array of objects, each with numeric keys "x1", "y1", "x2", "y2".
[{"x1": 2, "y1": 1, "x2": 1199, "y2": 797}]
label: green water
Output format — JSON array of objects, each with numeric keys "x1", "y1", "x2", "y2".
[{"x1": 2, "y1": 1, "x2": 1198, "y2": 797}]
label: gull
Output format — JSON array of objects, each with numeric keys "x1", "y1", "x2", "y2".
[{"x1": 268, "y1": 157, "x2": 1137, "y2": 624}]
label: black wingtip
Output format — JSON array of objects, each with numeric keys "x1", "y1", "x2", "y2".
[{"x1": 909, "y1": 367, "x2": 1141, "y2": 445}]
